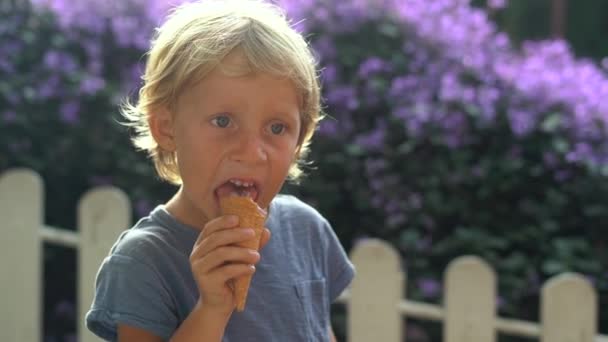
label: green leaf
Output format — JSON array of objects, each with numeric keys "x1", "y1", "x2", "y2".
[
  {"x1": 378, "y1": 22, "x2": 400, "y2": 37},
  {"x1": 541, "y1": 113, "x2": 562, "y2": 132},
  {"x1": 345, "y1": 144, "x2": 364, "y2": 157},
  {"x1": 542, "y1": 260, "x2": 566, "y2": 275},
  {"x1": 552, "y1": 138, "x2": 570, "y2": 153},
  {"x1": 397, "y1": 141, "x2": 414, "y2": 155}
]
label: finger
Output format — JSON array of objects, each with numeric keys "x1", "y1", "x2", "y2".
[
  {"x1": 206, "y1": 263, "x2": 256, "y2": 288},
  {"x1": 193, "y1": 246, "x2": 260, "y2": 274},
  {"x1": 191, "y1": 228, "x2": 255, "y2": 260},
  {"x1": 259, "y1": 228, "x2": 271, "y2": 250},
  {"x1": 194, "y1": 215, "x2": 239, "y2": 246}
]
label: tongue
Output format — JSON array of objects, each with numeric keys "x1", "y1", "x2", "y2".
[{"x1": 215, "y1": 182, "x2": 258, "y2": 200}]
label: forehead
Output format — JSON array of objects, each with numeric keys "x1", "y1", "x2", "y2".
[
  {"x1": 177, "y1": 50, "x2": 302, "y2": 109},
  {"x1": 216, "y1": 48, "x2": 255, "y2": 76},
  {"x1": 178, "y1": 69, "x2": 300, "y2": 115}
]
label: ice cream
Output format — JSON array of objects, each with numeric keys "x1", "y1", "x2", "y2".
[{"x1": 219, "y1": 195, "x2": 267, "y2": 312}]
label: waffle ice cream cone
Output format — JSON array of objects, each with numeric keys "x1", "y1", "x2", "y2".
[{"x1": 219, "y1": 196, "x2": 267, "y2": 312}]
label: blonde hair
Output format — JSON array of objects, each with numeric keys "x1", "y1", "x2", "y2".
[{"x1": 122, "y1": 0, "x2": 322, "y2": 185}]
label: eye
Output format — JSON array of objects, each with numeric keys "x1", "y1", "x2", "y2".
[
  {"x1": 269, "y1": 122, "x2": 286, "y2": 135},
  {"x1": 210, "y1": 115, "x2": 231, "y2": 128}
]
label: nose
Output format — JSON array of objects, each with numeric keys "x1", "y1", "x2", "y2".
[{"x1": 230, "y1": 130, "x2": 268, "y2": 163}]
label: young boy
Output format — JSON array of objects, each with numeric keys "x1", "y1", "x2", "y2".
[{"x1": 85, "y1": 0, "x2": 355, "y2": 341}]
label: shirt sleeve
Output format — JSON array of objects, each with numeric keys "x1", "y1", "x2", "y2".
[
  {"x1": 322, "y1": 220, "x2": 356, "y2": 302},
  {"x1": 85, "y1": 254, "x2": 178, "y2": 341}
]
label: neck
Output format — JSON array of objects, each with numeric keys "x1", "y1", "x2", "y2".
[{"x1": 165, "y1": 187, "x2": 208, "y2": 231}]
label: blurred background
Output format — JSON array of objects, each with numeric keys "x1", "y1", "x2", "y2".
[{"x1": 1, "y1": 0, "x2": 607, "y2": 341}]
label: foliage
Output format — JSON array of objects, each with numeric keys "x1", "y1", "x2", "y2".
[{"x1": 282, "y1": 0, "x2": 608, "y2": 338}]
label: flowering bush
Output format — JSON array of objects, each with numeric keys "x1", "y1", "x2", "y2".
[
  {"x1": 284, "y1": 0, "x2": 608, "y2": 336},
  {"x1": 2, "y1": 0, "x2": 607, "y2": 340}
]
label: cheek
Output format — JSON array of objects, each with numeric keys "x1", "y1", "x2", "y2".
[
  {"x1": 276, "y1": 139, "x2": 299, "y2": 165},
  {"x1": 173, "y1": 131, "x2": 213, "y2": 178}
]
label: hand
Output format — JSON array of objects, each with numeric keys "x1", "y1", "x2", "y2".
[{"x1": 189, "y1": 215, "x2": 271, "y2": 315}]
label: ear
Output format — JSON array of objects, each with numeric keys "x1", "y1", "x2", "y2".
[{"x1": 148, "y1": 108, "x2": 176, "y2": 152}]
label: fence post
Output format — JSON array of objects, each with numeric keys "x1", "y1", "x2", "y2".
[
  {"x1": 0, "y1": 168, "x2": 43, "y2": 342},
  {"x1": 444, "y1": 255, "x2": 496, "y2": 342},
  {"x1": 348, "y1": 239, "x2": 404, "y2": 342},
  {"x1": 541, "y1": 273, "x2": 597, "y2": 342},
  {"x1": 78, "y1": 186, "x2": 131, "y2": 342}
]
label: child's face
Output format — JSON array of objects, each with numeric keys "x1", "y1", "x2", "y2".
[{"x1": 165, "y1": 53, "x2": 301, "y2": 224}]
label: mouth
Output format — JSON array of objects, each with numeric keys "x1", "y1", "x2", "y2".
[{"x1": 214, "y1": 178, "x2": 260, "y2": 203}]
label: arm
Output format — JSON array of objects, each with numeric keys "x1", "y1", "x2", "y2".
[
  {"x1": 168, "y1": 300, "x2": 231, "y2": 342},
  {"x1": 118, "y1": 301, "x2": 231, "y2": 342},
  {"x1": 120, "y1": 317, "x2": 336, "y2": 342},
  {"x1": 117, "y1": 217, "x2": 271, "y2": 342},
  {"x1": 118, "y1": 324, "x2": 163, "y2": 342}
]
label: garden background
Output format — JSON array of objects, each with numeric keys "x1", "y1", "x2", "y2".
[{"x1": 1, "y1": 0, "x2": 607, "y2": 341}]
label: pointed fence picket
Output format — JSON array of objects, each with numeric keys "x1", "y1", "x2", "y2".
[
  {"x1": 541, "y1": 273, "x2": 598, "y2": 342},
  {"x1": 0, "y1": 168, "x2": 43, "y2": 342},
  {"x1": 444, "y1": 256, "x2": 496, "y2": 342},
  {"x1": 0, "y1": 168, "x2": 606, "y2": 341},
  {"x1": 339, "y1": 241, "x2": 607, "y2": 342},
  {"x1": 348, "y1": 239, "x2": 404, "y2": 342},
  {"x1": 0, "y1": 168, "x2": 130, "y2": 342},
  {"x1": 78, "y1": 186, "x2": 131, "y2": 342}
]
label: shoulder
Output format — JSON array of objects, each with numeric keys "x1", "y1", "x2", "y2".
[
  {"x1": 271, "y1": 194, "x2": 329, "y2": 226},
  {"x1": 108, "y1": 215, "x2": 177, "y2": 265}
]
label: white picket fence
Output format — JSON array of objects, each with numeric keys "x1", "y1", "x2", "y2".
[{"x1": 0, "y1": 168, "x2": 606, "y2": 342}]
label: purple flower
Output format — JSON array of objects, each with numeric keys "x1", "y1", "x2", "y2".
[
  {"x1": 63, "y1": 334, "x2": 76, "y2": 342},
  {"x1": 0, "y1": 58, "x2": 14, "y2": 73},
  {"x1": 417, "y1": 278, "x2": 441, "y2": 298},
  {"x1": 317, "y1": 118, "x2": 338, "y2": 136},
  {"x1": 79, "y1": 75, "x2": 106, "y2": 95},
  {"x1": 357, "y1": 57, "x2": 390, "y2": 78},
  {"x1": 321, "y1": 64, "x2": 338, "y2": 84},
  {"x1": 59, "y1": 101, "x2": 80, "y2": 124},
  {"x1": 509, "y1": 109, "x2": 535, "y2": 137},
  {"x1": 364, "y1": 158, "x2": 387, "y2": 175},
  {"x1": 54, "y1": 300, "x2": 75, "y2": 320},
  {"x1": 566, "y1": 142, "x2": 593, "y2": 163},
  {"x1": 543, "y1": 152, "x2": 559, "y2": 168},
  {"x1": 2, "y1": 110, "x2": 17, "y2": 123},
  {"x1": 89, "y1": 175, "x2": 113, "y2": 186},
  {"x1": 43, "y1": 51, "x2": 78, "y2": 73},
  {"x1": 313, "y1": 36, "x2": 337, "y2": 61},
  {"x1": 488, "y1": 0, "x2": 507, "y2": 10},
  {"x1": 406, "y1": 323, "x2": 430, "y2": 341},
  {"x1": 602, "y1": 57, "x2": 608, "y2": 71},
  {"x1": 6, "y1": 91, "x2": 20, "y2": 105},
  {"x1": 135, "y1": 199, "x2": 153, "y2": 217},
  {"x1": 326, "y1": 86, "x2": 359, "y2": 111},
  {"x1": 439, "y1": 73, "x2": 461, "y2": 102},
  {"x1": 389, "y1": 76, "x2": 417, "y2": 99},
  {"x1": 26, "y1": 0, "x2": 608, "y2": 175},
  {"x1": 354, "y1": 123, "x2": 386, "y2": 151},
  {"x1": 37, "y1": 75, "x2": 61, "y2": 99},
  {"x1": 415, "y1": 235, "x2": 432, "y2": 252},
  {"x1": 369, "y1": 177, "x2": 384, "y2": 192},
  {"x1": 554, "y1": 169, "x2": 572, "y2": 182}
]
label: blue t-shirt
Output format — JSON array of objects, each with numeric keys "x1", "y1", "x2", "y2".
[{"x1": 85, "y1": 194, "x2": 355, "y2": 341}]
